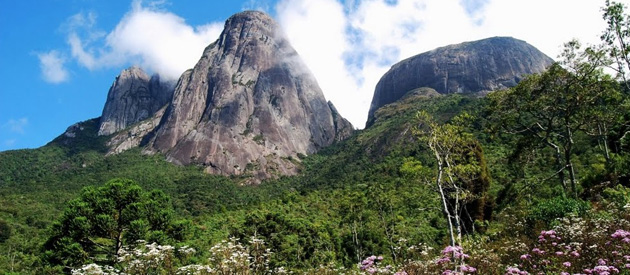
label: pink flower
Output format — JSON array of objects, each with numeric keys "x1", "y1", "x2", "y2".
[
  {"x1": 520, "y1": 254, "x2": 531, "y2": 260},
  {"x1": 563, "y1": 261, "x2": 571, "y2": 267},
  {"x1": 611, "y1": 229, "x2": 630, "y2": 238},
  {"x1": 442, "y1": 245, "x2": 461, "y2": 254},
  {"x1": 506, "y1": 266, "x2": 528, "y2": 275},
  {"x1": 593, "y1": 265, "x2": 610, "y2": 273},
  {"x1": 571, "y1": 251, "x2": 580, "y2": 257},
  {"x1": 436, "y1": 257, "x2": 450, "y2": 265},
  {"x1": 556, "y1": 251, "x2": 565, "y2": 256},
  {"x1": 461, "y1": 265, "x2": 477, "y2": 273},
  {"x1": 532, "y1": 248, "x2": 545, "y2": 255}
]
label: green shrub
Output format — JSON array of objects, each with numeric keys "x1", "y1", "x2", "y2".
[
  {"x1": 0, "y1": 219, "x2": 10, "y2": 243},
  {"x1": 528, "y1": 196, "x2": 590, "y2": 224}
]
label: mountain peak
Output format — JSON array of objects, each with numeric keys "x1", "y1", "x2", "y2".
[
  {"x1": 137, "y1": 11, "x2": 351, "y2": 182},
  {"x1": 366, "y1": 36, "x2": 553, "y2": 127},
  {"x1": 97, "y1": 66, "x2": 173, "y2": 136},
  {"x1": 228, "y1": 10, "x2": 274, "y2": 22},
  {"x1": 122, "y1": 66, "x2": 148, "y2": 77}
]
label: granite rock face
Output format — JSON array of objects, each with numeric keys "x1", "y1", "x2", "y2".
[
  {"x1": 144, "y1": 11, "x2": 352, "y2": 181},
  {"x1": 366, "y1": 37, "x2": 554, "y2": 126},
  {"x1": 106, "y1": 106, "x2": 167, "y2": 155},
  {"x1": 98, "y1": 67, "x2": 173, "y2": 136},
  {"x1": 328, "y1": 101, "x2": 354, "y2": 142}
]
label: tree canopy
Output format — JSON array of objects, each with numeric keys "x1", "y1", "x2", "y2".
[{"x1": 43, "y1": 178, "x2": 190, "y2": 268}]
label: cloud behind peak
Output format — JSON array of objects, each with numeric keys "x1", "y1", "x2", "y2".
[{"x1": 63, "y1": 2, "x2": 223, "y2": 80}]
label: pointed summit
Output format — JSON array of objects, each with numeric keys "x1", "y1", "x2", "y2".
[
  {"x1": 98, "y1": 66, "x2": 173, "y2": 136},
  {"x1": 142, "y1": 11, "x2": 351, "y2": 182}
]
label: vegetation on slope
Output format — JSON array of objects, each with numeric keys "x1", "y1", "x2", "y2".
[{"x1": 1, "y1": 1, "x2": 630, "y2": 274}]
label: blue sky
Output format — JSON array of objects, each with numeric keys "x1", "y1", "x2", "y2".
[
  {"x1": 0, "y1": 0, "x2": 257, "y2": 151},
  {"x1": 0, "y1": 0, "x2": 611, "y2": 151}
]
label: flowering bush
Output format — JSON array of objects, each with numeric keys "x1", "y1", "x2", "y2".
[
  {"x1": 436, "y1": 246, "x2": 477, "y2": 275},
  {"x1": 71, "y1": 240, "x2": 194, "y2": 275},
  {"x1": 359, "y1": 255, "x2": 393, "y2": 274},
  {"x1": 371, "y1": 244, "x2": 478, "y2": 275},
  {"x1": 176, "y1": 236, "x2": 282, "y2": 274},
  {"x1": 508, "y1": 227, "x2": 630, "y2": 274},
  {"x1": 71, "y1": 263, "x2": 120, "y2": 275}
]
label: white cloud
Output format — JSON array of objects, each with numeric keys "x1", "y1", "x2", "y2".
[
  {"x1": 52, "y1": 0, "x2": 610, "y2": 128},
  {"x1": 275, "y1": 0, "x2": 610, "y2": 128},
  {"x1": 37, "y1": 50, "x2": 70, "y2": 84},
  {"x1": 276, "y1": 0, "x2": 370, "y2": 127},
  {"x1": 3, "y1": 118, "x2": 28, "y2": 134},
  {"x1": 479, "y1": 0, "x2": 606, "y2": 60},
  {"x1": 66, "y1": 1, "x2": 223, "y2": 80}
]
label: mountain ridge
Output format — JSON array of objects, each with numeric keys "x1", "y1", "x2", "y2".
[{"x1": 94, "y1": 11, "x2": 353, "y2": 183}]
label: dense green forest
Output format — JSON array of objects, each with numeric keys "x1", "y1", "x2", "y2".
[{"x1": 2, "y1": 1, "x2": 630, "y2": 274}]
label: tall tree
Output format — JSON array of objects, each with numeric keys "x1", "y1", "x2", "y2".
[
  {"x1": 411, "y1": 111, "x2": 490, "y2": 249},
  {"x1": 488, "y1": 41, "x2": 621, "y2": 197},
  {"x1": 602, "y1": 0, "x2": 630, "y2": 86},
  {"x1": 43, "y1": 179, "x2": 189, "y2": 269},
  {"x1": 601, "y1": 0, "x2": 630, "y2": 159}
]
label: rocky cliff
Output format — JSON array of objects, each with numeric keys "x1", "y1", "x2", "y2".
[
  {"x1": 98, "y1": 67, "x2": 173, "y2": 136},
  {"x1": 366, "y1": 37, "x2": 554, "y2": 126},
  {"x1": 138, "y1": 11, "x2": 352, "y2": 181}
]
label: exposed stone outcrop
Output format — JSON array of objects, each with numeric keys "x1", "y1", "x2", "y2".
[
  {"x1": 98, "y1": 67, "x2": 173, "y2": 136},
  {"x1": 143, "y1": 11, "x2": 352, "y2": 182},
  {"x1": 328, "y1": 101, "x2": 354, "y2": 141},
  {"x1": 106, "y1": 106, "x2": 166, "y2": 155},
  {"x1": 367, "y1": 37, "x2": 554, "y2": 127}
]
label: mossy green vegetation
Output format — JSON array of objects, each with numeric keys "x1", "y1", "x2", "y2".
[
  {"x1": 2, "y1": 2, "x2": 630, "y2": 273},
  {"x1": 1, "y1": 82, "x2": 626, "y2": 272}
]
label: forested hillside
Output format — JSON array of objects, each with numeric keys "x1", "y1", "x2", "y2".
[{"x1": 1, "y1": 1, "x2": 630, "y2": 274}]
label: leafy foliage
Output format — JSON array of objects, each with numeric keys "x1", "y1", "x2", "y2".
[
  {"x1": 1, "y1": 2, "x2": 630, "y2": 274},
  {"x1": 43, "y1": 179, "x2": 189, "y2": 268}
]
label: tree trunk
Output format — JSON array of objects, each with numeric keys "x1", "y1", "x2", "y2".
[
  {"x1": 565, "y1": 125, "x2": 578, "y2": 198},
  {"x1": 552, "y1": 144, "x2": 567, "y2": 193},
  {"x1": 444, "y1": 158, "x2": 462, "y2": 247},
  {"x1": 434, "y1": 149, "x2": 456, "y2": 247},
  {"x1": 599, "y1": 123, "x2": 611, "y2": 161}
]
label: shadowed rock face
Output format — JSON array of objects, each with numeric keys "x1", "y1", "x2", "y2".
[
  {"x1": 328, "y1": 101, "x2": 354, "y2": 142},
  {"x1": 366, "y1": 37, "x2": 554, "y2": 127},
  {"x1": 144, "y1": 11, "x2": 351, "y2": 181},
  {"x1": 98, "y1": 67, "x2": 173, "y2": 136}
]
